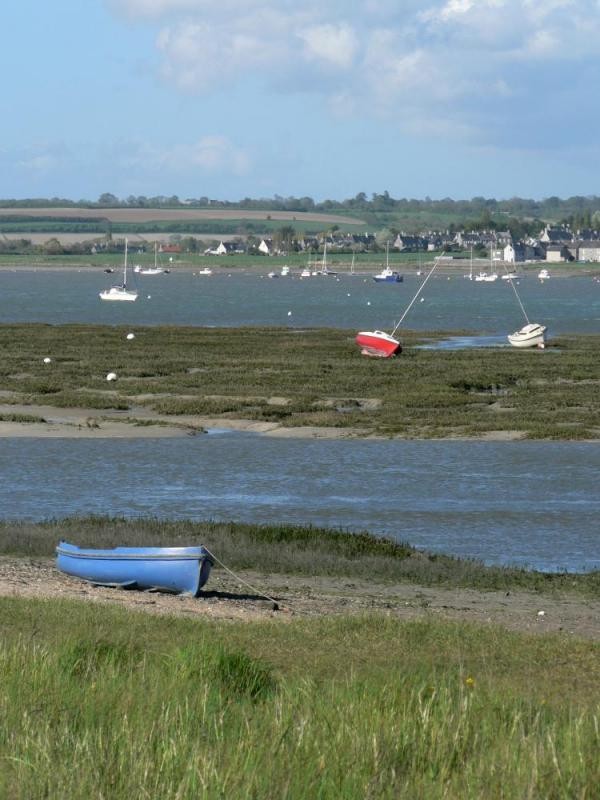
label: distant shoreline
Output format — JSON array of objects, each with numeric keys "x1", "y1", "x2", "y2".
[{"x1": 0, "y1": 261, "x2": 597, "y2": 278}]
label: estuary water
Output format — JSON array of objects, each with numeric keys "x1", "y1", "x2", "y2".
[
  {"x1": 2, "y1": 267, "x2": 600, "y2": 573},
  {"x1": 1, "y1": 268, "x2": 600, "y2": 334},
  {"x1": 2, "y1": 433, "x2": 599, "y2": 573}
]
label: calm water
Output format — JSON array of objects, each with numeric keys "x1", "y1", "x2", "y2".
[
  {"x1": 1, "y1": 269, "x2": 600, "y2": 334},
  {"x1": 2, "y1": 433, "x2": 599, "y2": 573}
]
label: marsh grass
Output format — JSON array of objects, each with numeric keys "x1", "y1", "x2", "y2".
[
  {"x1": 2, "y1": 323, "x2": 600, "y2": 438},
  {"x1": 2, "y1": 516, "x2": 599, "y2": 596},
  {"x1": 0, "y1": 412, "x2": 45, "y2": 423},
  {"x1": 0, "y1": 599, "x2": 599, "y2": 799}
]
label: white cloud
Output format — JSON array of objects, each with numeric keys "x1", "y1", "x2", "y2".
[
  {"x1": 297, "y1": 23, "x2": 358, "y2": 69},
  {"x1": 106, "y1": 0, "x2": 600, "y2": 151},
  {"x1": 17, "y1": 155, "x2": 59, "y2": 172},
  {"x1": 120, "y1": 136, "x2": 251, "y2": 175}
]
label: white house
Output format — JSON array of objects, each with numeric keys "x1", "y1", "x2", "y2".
[{"x1": 258, "y1": 238, "x2": 273, "y2": 255}]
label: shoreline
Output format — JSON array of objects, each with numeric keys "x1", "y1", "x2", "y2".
[
  {"x1": 0, "y1": 260, "x2": 598, "y2": 279},
  {"x1": 0, "y1": 402, "x2": 531, "y2": 440},
  {"x1": 2, "y1": 555, "x2": 600, "y2": 638}
]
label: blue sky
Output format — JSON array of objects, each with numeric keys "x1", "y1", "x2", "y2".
[{"x1": 3, "y1": 0, "x2": 600, "y2": 202}]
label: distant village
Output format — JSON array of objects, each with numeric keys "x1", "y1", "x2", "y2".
[{"x1": 201, "y1": 224, "x2": 600, "y2": 264}]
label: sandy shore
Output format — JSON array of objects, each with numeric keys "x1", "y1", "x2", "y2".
[
  {"x1": 0, "y1": 401, "x2": 530, "y2": 440},
  {"x1": 2, "y1": 556, "x2": 599, "y2": 639}
]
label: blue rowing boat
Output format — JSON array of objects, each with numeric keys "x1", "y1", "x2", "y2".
[{"x1": 56, "y1": 541, "x2": 214, "y2": 596}]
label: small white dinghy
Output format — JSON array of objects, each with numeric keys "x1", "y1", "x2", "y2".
[{"x1": 507, "y1": 322, "x2": 547, "y2": 348}]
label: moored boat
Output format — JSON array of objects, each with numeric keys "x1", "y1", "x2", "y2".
[
  {"x1": 99, "y1": 238, "x2": 138, "y2": 302},
  {"x1": 56, "y1": 541, "x2": 214, "y2": 596},
  {"x1": 373, "y1": 267, "x2": 403, "y2": 283},
  {"x1": 355, "y1": 330, "x2": 401, "y2": 357},
  {"x1": 507, "y1": 322, "x2": 547, "y2": 348},
  {"x1": 373, "y1": 243, "x2": 403, "y2": 282},
  {"x1": 356, "y1": 258, "x2": 439, "y2": 357}
]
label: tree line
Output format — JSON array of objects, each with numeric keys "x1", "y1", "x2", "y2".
[{"x1": 1, "y1": 192, "x2": 600, "y2": 222}]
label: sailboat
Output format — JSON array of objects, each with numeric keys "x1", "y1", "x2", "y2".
[
  {"x1": 464, "y1": 246, "x2": 474, "y2": 280},
  {"x1": 474, "y1": 242, "x2": 498, "y2": 281},
  {"x1": 300, "y1": 258, "x2": 312, "y2": 278},
  {"x1": 356, "y1": 258, "x2": 439, "y2": 357},
  {"x1": 137, "y1": 243, "x2": 166, "y2": 274},
  {"x1": 99, "y1": 239, "x2": 138, "y2": 302},
  {"x1": 373, "y1": 242, "x2": 403, "y2": 283},
  {"x1": 504, "y1": 269, "x2": 547, "y2": 348},
  {"x1": 134, "y1": 243, "x2": 167, "y2": 275},
  {"x1": 317, "y1": 242, "x2": 336, "y2": 276}
]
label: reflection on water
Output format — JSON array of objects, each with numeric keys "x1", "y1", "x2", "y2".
[{"x1": 2, "y1": 434, "x2": 599, "y2": 573}]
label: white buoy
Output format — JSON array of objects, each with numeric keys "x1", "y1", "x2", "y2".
[
  {"x1": 420, "y1": 297, "x2": 425, "y2": 302},
  {"x1": 43, "y1": 357, "x2": 52, "y2": 364},
  {"x1": 126, "y1": 333, "x2": 135, "y2": 340},
  {"x1": 147, "y1": 295, "x2": 151, "y2": 299},
  {"x1": 287, "y1": 311, "x2": 292, "y2": 316},
  {"x1": 106, "y1": 372, "x2": 117, "y2": 382},
  {"x1": 347, "y1": 293, "x2": 351, "y2": 297},
  {"x1": 537, "y1": 610, "x2": 545, "y2": 617},
  {"x1": 367, "y1": 301, "x2": 371, "y2": 306}
]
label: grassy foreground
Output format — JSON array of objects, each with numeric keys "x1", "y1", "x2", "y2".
[
  {"x1": 2, "y1": 323, "x2": 600, "y2": 438},
  {"x1": 1, "y1": 595, "x2": 599, "y2": 799},
  {"x1": 2, "y1": 519, "x2": 599, "y2": 797}
]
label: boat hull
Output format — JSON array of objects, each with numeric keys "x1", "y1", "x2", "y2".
[
  {"x1": 56, "y1": 542, "x2": 214, "y2": 596},
  {"x1": 373, "y1": 272, "x2": 403, "y2": 283},
  {"x1": 99, "y1": 288, "x2": 138, "y2": 302},
  {"x1": 507, "y1": 323, "x2": 547, "y2": 348},
  {"x1": 355, "y1": 331, "x2": 401, "y2": 357}
]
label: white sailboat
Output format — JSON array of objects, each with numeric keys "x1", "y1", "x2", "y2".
[
  {"x1": 474, "y1": 242, "x2": 498, "y2": 281},
  {"x1": 99, "y1": 239, "x2": 138, "y2": 302},
  {"x1": 505, "y1": 269, "x2": 547, "y2": 348},
  {"x1": 317, "y1": 242, "x2": 336, "y2": 275},
  {"x1": 134, "y1": 243, "x2": 167, "y2": 275},
  {"x1": 464, "y1": 246, "x2": 474, "y2": 280},
  {"x1": 373, "y1": 241, "x2": 403, "y2": 283}
]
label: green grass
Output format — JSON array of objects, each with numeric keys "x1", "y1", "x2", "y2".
[
  {"x1": 2, "y1": 517, "x2": 599, "y2": 595},
  {"x1": 2, "y1": 323, "x2": 600, "y2": 439},
  {"x1": 0, "y1": 597, "x2": 599, "y2": 798}
]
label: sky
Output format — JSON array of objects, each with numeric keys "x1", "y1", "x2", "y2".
[{"x1": 3, "y1": 0, "x2": 600, "y2": 203}]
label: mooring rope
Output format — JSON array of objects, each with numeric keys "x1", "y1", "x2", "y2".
[
  {"x1": 390, "y1": 257, "x2": 439, "y2": 337},
  {"x1": 204, "y1": 548, "x2": 280, "y2": 611}
]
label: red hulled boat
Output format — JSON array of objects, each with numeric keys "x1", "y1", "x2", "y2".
[
  {"x1": 355, "y1": 330, "x2": 401, "y2": 358},
  {"x1": 355, "y1": 258, "x2": 440, "y2": 358}
]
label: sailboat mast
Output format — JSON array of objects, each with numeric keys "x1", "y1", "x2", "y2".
[{"x1": 124, "y1": 238, "x2": 128, "y2": 286}]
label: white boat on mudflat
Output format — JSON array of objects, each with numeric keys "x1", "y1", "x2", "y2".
[
  {"x1": 474, "y1": 271, "x2": 498, "y2": 282},
  {"x1": 507, "y1": 322, "x2": 547, "y2": 348}
]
